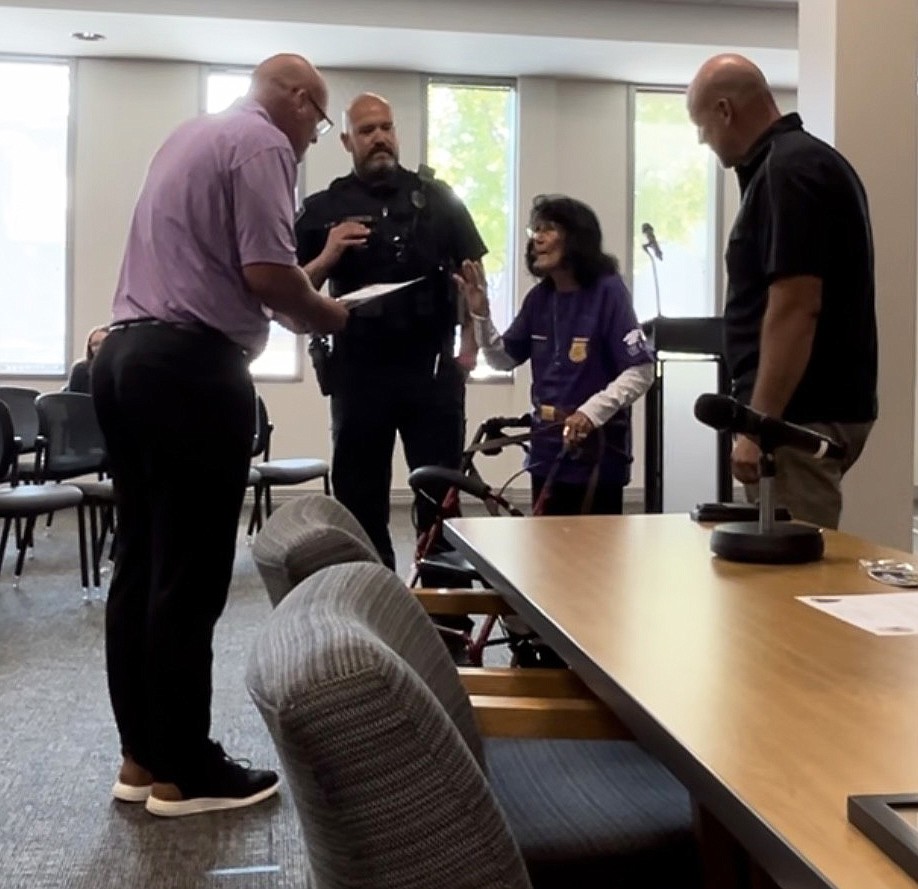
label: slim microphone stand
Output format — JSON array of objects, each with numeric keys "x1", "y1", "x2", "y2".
[
  {"x1": 710, "y1": 435, "x2": 825, "y2": 564},
  {"x1": 642, "y1": 243, "x2": 662, "y2": 318}
]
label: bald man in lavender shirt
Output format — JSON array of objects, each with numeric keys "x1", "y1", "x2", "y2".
[{"x1": 91, "y1": 54, "x2": 347, "y2": 818}]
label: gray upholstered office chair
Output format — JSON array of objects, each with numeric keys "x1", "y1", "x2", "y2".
[
  {"x1": 247, "y1": 560, "x2": 700, "y2": 889},
  {"x1": 247, "y1": 495, "x2": 701, "y2": 889},
  {"x1": 251, "y1": 493, "x2": 378, "y2": 606}
]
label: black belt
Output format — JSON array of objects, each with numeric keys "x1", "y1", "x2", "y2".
[
  {"x1": 109, "y1": 317, "x2": 211, "y2": 334},
  {"x1": 109, "y1": 318, "x2": 248, "y2": 355}
]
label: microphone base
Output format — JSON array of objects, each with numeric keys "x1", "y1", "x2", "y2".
[{"x1": 710, "y1": 521, "x2": 824, "y2": 564}]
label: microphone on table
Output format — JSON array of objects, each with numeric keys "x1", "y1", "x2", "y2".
[
  {"x1": 691, "y1": 393, "x2": 834, "y2": 565},
  {"x1": 641, "y1": 222, "x2": 663, "y2": 261},
  {"x1": 693, "y1": 394, "x2": 846, "y2": 461}
]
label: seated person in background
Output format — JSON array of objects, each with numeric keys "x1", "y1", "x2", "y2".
[
  {"x1": 455, "y1": 195, "x2": 654, "y2": 515},
  {"x1": 66, "y1": 325, "x2": 109, "y2": 393}
]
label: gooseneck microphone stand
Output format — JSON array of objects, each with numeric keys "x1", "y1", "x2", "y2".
[
  {"x1": 710, "y1": 435, "x2": 825, "y2": 564},
  {"x1": 641, "y1": 241, "x2": 663, "y2": 319}
]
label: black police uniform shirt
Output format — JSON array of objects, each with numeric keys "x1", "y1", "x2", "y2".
[
  {"x1": 725, "y1": 112, "x2": 878, "y2": 425},
  {"x1": 295, "y1": 165, "x2": 486, "y2": 367}
]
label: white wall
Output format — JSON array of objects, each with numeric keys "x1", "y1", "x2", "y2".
[{"x1": 70, "y1": 60, "x2": 200, "y2": 355}]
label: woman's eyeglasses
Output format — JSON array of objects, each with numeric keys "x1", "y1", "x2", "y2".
[
  {"x1": 526, "y1": 220, "x2": 560, "y2": 239},
  {"x1": 527, "y1": 193, "x2": 566, "y2": 238}
]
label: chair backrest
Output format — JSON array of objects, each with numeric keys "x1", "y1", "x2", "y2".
[
  {"x1": 252, "y1": 394, "x2": 272, "y2": 459},
  {"x1": 34, "y1": 392, "x2": 107, "y2": 480},
  {"x1": 252, "y1": 494, "x2": 380, "y2": 607},
  {"x1": 246, "y1": 561, "x2": 530, "y2": 889},
  {"x1": 0, "y1": 387, "x2": 40, "y2": 453},
  {"x1": 0, "y1": 401, "x2": 16, "y2": 481}
]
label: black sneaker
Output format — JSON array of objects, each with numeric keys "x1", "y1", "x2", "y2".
[{"x1": 145, "y1": 741, "x2": 280, "y2": 817}]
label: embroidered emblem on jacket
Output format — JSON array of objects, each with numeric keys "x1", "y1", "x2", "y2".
[{"x1": 623, "y1": 328, "x2": 648, "y2": 357}]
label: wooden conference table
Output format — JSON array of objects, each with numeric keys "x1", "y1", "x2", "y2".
[{"x1": 444, "y1": 514, "x2": 918, "y2": 889}]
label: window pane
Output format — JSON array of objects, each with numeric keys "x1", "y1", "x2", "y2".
[
  {"x1": 205, "y1": 69, "x2": 300, "y2": 379},
  {"x1": 205, "y1": 71, "x2": 252, "y2": 114},
  {"x1": 0, "y1": 61, "x2": 69, "y2": 375},
  {"x1": 632, "y1": 90, "x2": 716, "y2": 322},
  {"x1": 426, "y1": 81, "x2": 516, "y2": 379}
]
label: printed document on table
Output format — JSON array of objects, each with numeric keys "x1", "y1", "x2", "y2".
[
  {"x1": 337, "y1": 277, "x2": 425, "y2": 306},
  {"x1": 797, "y1": 592, "x2": 918, "y2": 635}
]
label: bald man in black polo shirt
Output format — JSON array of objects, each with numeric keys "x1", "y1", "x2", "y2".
[{"x1": 687, "y1": 53, "x2": 877, "y2": 529}]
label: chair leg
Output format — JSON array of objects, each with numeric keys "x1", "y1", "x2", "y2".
[
  {"x1": 106, "y1": 506, "x2": 117, "y2": 563},
  {"x1": 246, "y1": 484, "x2": 262, "y2": 542},
  {"x1": 0, "y1": 518, "x2": 10, "y2": 576},
  {"x1": 88, "y1": 502, "x2": 101, "y2": 593},
  {"x1": 323, "y1": 471, "x2": 331, "y2": 496},
  {"x1": 264, "y1": 484, "x2": 274, "y2": 519},
  {"x1": 97, "y1": 504, "x2": 115, "y2": 579},
  {"x1": 23, "y1": 513, "x2": 39, "y2": 559},
  {"x1": 13, "y1": 516, "x2": 38, "y2": 588},
  {"x1": 45, "y1": 510, "x2": 55, "y2": 536},
  {"x1": 75, "y1": 505, "x2": 90, "y2": 603}
]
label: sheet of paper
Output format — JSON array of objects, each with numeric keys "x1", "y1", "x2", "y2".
[
  {"x1": 797, "y1": 592, "x2": 918, "y2": 635},
  {"x1": 337, "y1": 277, "x2": 425, "y2": 306}
]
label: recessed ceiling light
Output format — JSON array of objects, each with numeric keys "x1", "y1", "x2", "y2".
[{"x1": 71, "y1": 31, "x2": 106, "y2": 41}]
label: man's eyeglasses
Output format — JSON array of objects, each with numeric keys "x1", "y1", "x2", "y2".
[{"x1": 307, "y1": 94, "x2": 334, "y2": 137}]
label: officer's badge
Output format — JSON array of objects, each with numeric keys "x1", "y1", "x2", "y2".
[
  {"x1": 568, "y1": 337, "x2": 588, "y2": 363},
  {"x1": 623, "y1": 327, "x2": 649, "y2": 357}
]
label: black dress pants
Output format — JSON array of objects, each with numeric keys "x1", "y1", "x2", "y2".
[
  {"x1": 330, "y1": 357, "x2": 465, "y2": 569},
  {"x1": 91, "y1": 322, "x2": 254, "y2": 782}
]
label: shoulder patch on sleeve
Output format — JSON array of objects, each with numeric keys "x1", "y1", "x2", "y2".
[{"x1": 623, "y1": 327, "x2": 649, "y2": 356}]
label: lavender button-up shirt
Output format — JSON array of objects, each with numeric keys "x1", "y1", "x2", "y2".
[{"x1": 111, "y1": 97, "x2": 298, "y2": 355}]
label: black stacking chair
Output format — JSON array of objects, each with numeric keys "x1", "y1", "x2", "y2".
[
  {"x1": 0, "y1": 386, "x2": 42, "y2": 482},
  {"x1": 34, "y1": 392, "x2": 115, "y2": 598},
  {"x1": 245, "y1": 394, "x2": 330, "y2": 539},
  {"x1": 0, "y1": 401, "x2": 86, "y2": 589}
]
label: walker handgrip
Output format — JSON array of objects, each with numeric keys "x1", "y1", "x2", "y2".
[
  {"x1": 483, "y1": 414, "x2": 532, "y2": 434},
  {"x1": 408, "y1": 466, "x2": 492, "y2": 501}
]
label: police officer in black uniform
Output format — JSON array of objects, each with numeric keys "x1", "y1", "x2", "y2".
[{"x1": 295, "y1": 92, "x2": 487, "y2": 569}]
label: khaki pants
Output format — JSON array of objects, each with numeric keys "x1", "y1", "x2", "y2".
[{"x1": 744, "y1": 421, "x2": 873, "y2": 529}]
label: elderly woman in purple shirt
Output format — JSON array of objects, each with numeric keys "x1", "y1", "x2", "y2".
[{"x1": 455, "y1": 195, "x2": 654, "y2": 515}]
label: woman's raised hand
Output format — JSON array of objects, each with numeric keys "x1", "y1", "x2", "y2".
[{"x1": 452, "y1": 259, "x2": 490, "y2": 317}]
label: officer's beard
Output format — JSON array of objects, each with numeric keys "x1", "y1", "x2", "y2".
[{"x1": 357, "y1": 149, "x2": 398, "y2": 189}]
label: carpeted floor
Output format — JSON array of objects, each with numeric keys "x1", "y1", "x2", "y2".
[{"x1": 0, "y1": 502, "x2": 423, "y2": 889}]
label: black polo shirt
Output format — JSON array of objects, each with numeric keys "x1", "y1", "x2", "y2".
[{"x1": 724, "y1": 113, "x2": 877, "y2": 424}]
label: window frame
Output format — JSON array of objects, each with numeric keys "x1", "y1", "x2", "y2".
[
  {"x1": 627, "y1": 83, "x2": 726, "y2": 321},
  {"x1": 0, "y1": 54, "x2": 74, "y2": 381},
  {"x1": 422, "y1": 74, "x2": 518, "y2": 384},
  {"x1": 202, "y1": 65, "x2": 305, "y2": 383}
]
